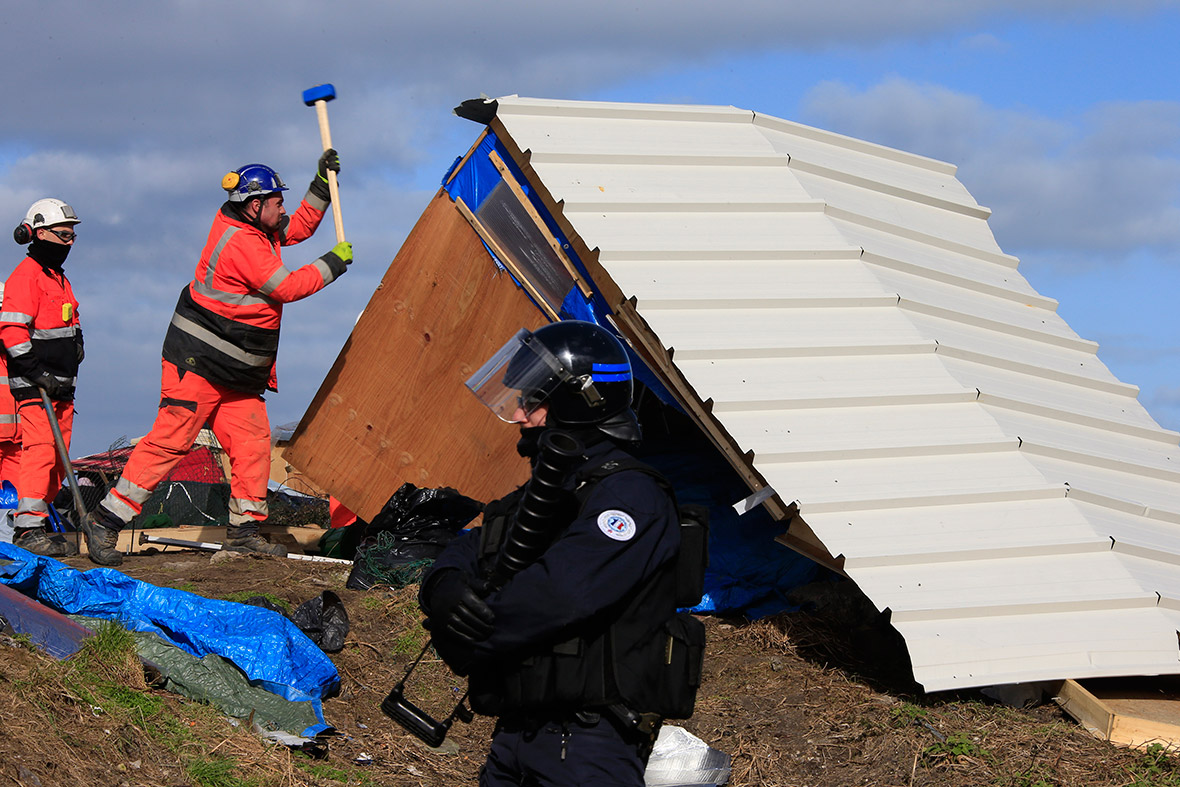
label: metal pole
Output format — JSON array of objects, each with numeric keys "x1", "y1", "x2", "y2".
[{"x1": 40, "y1": 390, "x2": 86, "y2": 551}]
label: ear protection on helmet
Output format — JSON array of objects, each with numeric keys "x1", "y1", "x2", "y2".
[{"x1": 13, "y1": 223, "x2": 32, "y2": 245}]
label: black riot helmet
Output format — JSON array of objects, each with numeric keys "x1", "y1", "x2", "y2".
[{"x1": 466, "y1": 320, "x2": 642, "y2": 441}]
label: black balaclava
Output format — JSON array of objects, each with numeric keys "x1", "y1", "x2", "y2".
[
  {"x1": 28, "y1": 238, "x2": 70, "y2": 269},
  {"x1": 515, "y1": 425, "x2": 548, "y2": 460}
]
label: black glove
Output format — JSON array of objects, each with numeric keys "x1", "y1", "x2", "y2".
[
  {"x1": 309, "y1": 148, "x2": 339, "y2": 203},
  {"x1": 31, "y1": 370, "x2": 66, "y2": 398},
  {"x1": 422, "y1": 569, "x2": 495, "y2": 645},
  {"x1": 76, "y1": 335, "x2": 84, "y2": 365}
]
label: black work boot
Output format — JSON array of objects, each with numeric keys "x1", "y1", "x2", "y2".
[
  {"x1": 14, "y1": 527, "x2": 79, "y2": 558},
  {"x1": 225, "y1": 525, "x2": 287, "y2": 557},
  {"x1": 82, "y1": 508, "x2": 124, "y2": 567}
]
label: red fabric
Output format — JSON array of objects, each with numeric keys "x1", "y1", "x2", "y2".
[
  {"x1": 0, "y1": 440, "x2": 20, "y2": 489},
  {"x1": 15, "y1": 398, "x2": 72, "y2": 525},
  {"x1": 107, "y1": 360, "x2": 270, "y2": 525},
  {"x1": 0, "y1": 352, "x2": 19, "y2": 442},
  {"x1": 188, "y1": 200, "x2": 327, "y2": 390},
  {"x1": 329, "y1": 496, "x2": 357, "y2": 529}
]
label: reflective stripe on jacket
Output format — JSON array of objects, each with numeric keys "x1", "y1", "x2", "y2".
[
  {"x1": 161, "y1": 195, "x2": 339, "y2": 394},
  {"x1": 0, "y1": 354, "x2": 20, "y2": 441},
  {"x1": 0, "y1": 256, "x2": 82, "y2": 402}
]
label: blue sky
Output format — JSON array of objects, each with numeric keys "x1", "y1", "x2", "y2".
[{"x1": 2, "y1": 1, "x2": 1179, "y2": 456}]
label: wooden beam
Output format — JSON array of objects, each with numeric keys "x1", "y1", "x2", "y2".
[
  {"x1": 453, "y1": 195, "x2": 560, "y2": 321},
  {"x1": 486, "y1": 148, "x2": 593, "y2": 299}
]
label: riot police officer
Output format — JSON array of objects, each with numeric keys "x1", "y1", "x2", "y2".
[{"x1": 419, "y1": 320, "x2": 703, "y2": 786}]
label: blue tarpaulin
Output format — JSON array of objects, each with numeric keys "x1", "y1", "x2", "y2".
[{"x1": 0, "y1": 543, "x2": 339, "y2": 737}]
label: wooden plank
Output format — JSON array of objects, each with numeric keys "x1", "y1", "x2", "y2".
[
  {"x1": 776, "y1": 513, "x2": 843, "y2": 573},
  {"x1": 284, "y1": 191, "x2": 541, "y2": 521},
  {"x1": 78, "y1": 524, "x2": 331, "y2": 555},
  {"x1": 1055, "y1": 677, "x2": 1180, "y2": 750}
]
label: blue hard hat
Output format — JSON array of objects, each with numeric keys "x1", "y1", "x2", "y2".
[{"x1": 222, "y1": 164, "x2": 288, "y2": 203}]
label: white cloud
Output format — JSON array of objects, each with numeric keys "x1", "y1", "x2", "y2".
[{"x1": 800, "y1": 78, "x2": 1180, "y2": 267}]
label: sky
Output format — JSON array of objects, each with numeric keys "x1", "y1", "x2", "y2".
[{"x1": 2, "y1": 0, "x2": 1180, "y2": 457}]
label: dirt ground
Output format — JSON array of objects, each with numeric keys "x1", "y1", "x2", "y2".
[{"x1": 0, "y1": 542, "x2": 1176, "y2": 787}]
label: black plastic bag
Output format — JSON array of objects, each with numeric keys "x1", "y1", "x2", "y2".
[
  {"x1": 243, "y1": 592, "x2": 350, "y2": 654},
  {"x1": 291, "y1": 590, "x2": 350, "y2": 653},
  {"x1": 346, "y1": 483, "x2": 482, "y2": 590}
]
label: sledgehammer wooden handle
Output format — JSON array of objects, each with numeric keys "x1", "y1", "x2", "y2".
[
  {"x1": 314, "y1": 103, "x2": 345, "y2": 244},
  {"x1": 303, "y1": 83, "x2": 345, "y2": 244}
]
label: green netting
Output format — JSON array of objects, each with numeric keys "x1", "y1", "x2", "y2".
[{"x1": 354, "y1": 531, "x2": 434, "y2": 588}]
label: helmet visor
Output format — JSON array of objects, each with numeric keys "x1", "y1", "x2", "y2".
[{"x1": 465, "y1": 329, "x2": 566, "y2": 422}]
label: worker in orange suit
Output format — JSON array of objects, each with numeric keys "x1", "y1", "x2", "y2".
[
  {"x1": 0, "y1": 284, "x2": 22, "y2": 489},
  {"x1": 2, "y1": 199, "x2": 84, "y2": 557},
  {"x1": 84, "y1": 153, "x2": 351, "y2": 566}
]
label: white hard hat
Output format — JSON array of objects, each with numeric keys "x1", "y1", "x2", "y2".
[{"x1": 24, "y1": 198, "x2": 80, "y2": 229}]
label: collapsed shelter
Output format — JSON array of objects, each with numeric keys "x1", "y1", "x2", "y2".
[{"x1": 287, "y1": 95, "x2": 1180, "y2": 697}]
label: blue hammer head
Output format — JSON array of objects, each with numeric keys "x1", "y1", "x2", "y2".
[{"x1": 302, "y1": 83, "x2": 337, "y2": 106}]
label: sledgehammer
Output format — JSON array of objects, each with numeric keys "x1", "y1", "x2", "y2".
[{"x1": 302, "y1": 83, "x2": 346, "y2": 243}]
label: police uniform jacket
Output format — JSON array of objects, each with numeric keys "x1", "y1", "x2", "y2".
[{"x1": 424, "y1": 435, "x2": 684, "y2": 718}]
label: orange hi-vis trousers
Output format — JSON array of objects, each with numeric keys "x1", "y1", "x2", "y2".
[
  {"x1": 100, "y1": 360, "x2": 270, "y2": 528},
  {"x1": 14, "y1": 398, "x2": 72, "y2": 531}
]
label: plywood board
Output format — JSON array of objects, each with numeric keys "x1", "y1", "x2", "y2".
[
  {"x1": 1056, "y1": 677, "x2": 1180, "y2": 750},
  {"x1": 285, "y1": 191, "x2": 543, "y2": 521},
  {"x1": 271, "y1": 441, "x2": 326, "y2": 498}
]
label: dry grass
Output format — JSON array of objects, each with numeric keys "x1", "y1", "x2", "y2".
[{"x1": 1, "y1": 551, "x2": 1179, "y2": 786}]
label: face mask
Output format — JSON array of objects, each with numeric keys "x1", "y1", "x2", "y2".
[{"x1": 28, "y1": 238, "x2": 70, "y2": 268}]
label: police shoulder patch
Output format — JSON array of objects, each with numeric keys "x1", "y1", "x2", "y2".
[{"x1": 597, "y1": 509, "x2": 637, "y2": 542}]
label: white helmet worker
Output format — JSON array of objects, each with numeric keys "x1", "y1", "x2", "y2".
[{"x1": 13, "y1": 198, "x2": 80, "y2": 245}]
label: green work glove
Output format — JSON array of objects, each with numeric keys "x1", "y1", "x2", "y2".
[
  {"x1": 309, "y1": 148, "x2": 340, "y2": 202},
  {"x1": 321, "y1": 241, "x2": 352, "y2": 279}
]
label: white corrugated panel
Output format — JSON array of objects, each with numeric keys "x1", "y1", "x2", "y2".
[{"x1": 491, "y1": 96, "x2": 1180, "y2": 692}]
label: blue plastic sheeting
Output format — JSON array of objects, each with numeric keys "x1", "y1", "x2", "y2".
[
  {"x1": 0, "y1": 543, "x2": 339, "y2": 737},
  {"x1": 639, "y1": 443, "x2": 827, "y2": 619}
]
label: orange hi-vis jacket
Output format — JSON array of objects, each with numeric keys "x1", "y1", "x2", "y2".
[
  {"x1": 0, "y1": 256, "x2": 82, "y2": 402},
  {"x1": 162, "y1": 196, "x2": 345, "y2": 394}
]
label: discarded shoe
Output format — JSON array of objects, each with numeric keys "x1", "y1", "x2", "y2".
[
  {"x1": 14, "y1": 527, "x2": 79, "y2": 558},
  {"x1": 225, "y1": 526, "x2": 287, "y2": 557},
  {"x1": 82, "y1": 509, "x2": 124, "y2": 567}
]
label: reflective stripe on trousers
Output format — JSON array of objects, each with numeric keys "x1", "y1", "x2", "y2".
[
  {"x1": 14, "y1": 399, "x2": 72, "y2": 529},
  {"x1": 100, "y1": 359, "x2": 269, "y2": 527}
]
